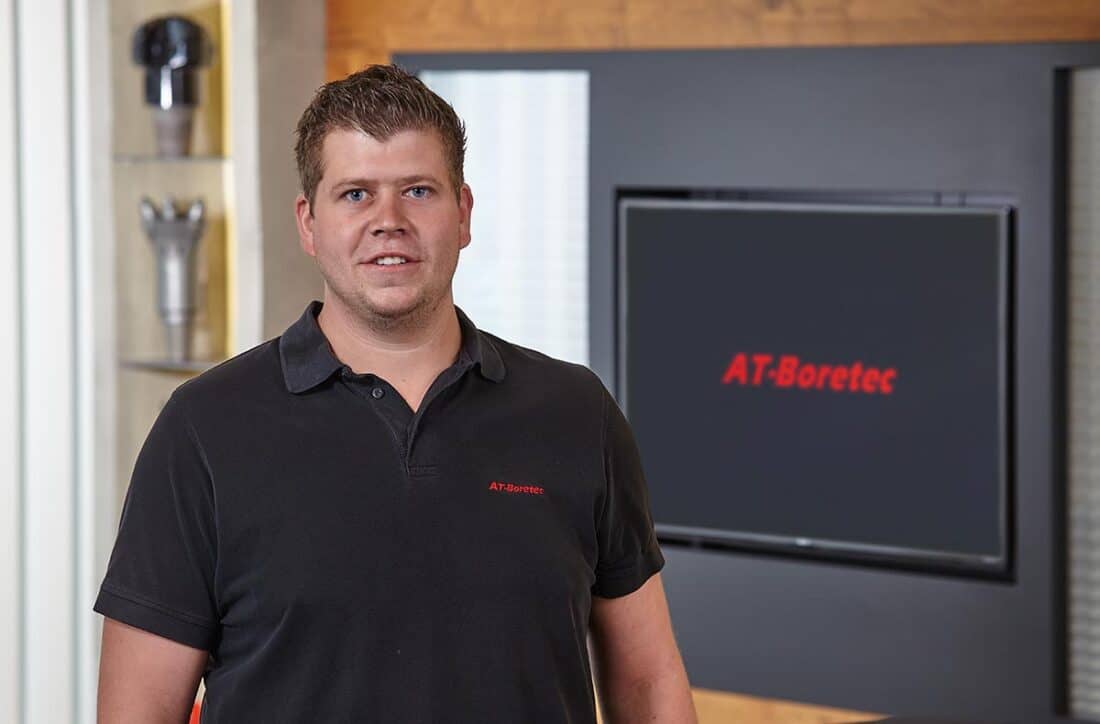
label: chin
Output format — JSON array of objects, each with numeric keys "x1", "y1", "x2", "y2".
[
  {"x1": 328, "y1": 278, "x2": 448, "y2": 327},
  {"x1": 360, "y1": 294, "x2": 437, "y2": 325}
]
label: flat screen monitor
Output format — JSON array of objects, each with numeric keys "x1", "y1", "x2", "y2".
[{"x1": 617, "y1": 196, "x2": 1012, "y2": 575}]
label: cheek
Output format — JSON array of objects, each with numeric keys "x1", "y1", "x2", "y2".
[
  {"x1": 426, "y1": 210, "x2": 465, "y2": 249},
  {"x1": 312, "y1": 217, "x2": 361, "y2": 257}
]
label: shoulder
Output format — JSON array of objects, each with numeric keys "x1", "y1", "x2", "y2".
[
  {"x1": 481, "y1": 327, "x2": 620, "y2": 433},
  {"x1": 167, "y1": 337, "x2": 285, "y2": 416},
  {"x1": 490, "y1": 332, "x2": 611, "y2": 398}
]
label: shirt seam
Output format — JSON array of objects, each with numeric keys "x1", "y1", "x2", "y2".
[
  {"x1": 596, "y1": 546, "x2": 661, "y2": 578},
  {"x1": 100, "y1": 581, "x2": 218, "y2": 630},
  {"x1": 170, "y1": 393, "x2": 222, "y2": 615}
]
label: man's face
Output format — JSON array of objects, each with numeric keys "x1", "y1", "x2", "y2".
[{"x1": 295, "y1": 127, "x2": 473, "y2": 329}]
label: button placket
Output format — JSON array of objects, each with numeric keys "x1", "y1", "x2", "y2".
[
  {"x1": 404, "y1": 363, "x2": 471, "y2": 472},
  {"x1": 342, "y1": 361, "x2": 473, "y2": 478},
  {"x1": 341, "y1": 374, "x2": 413, "y2": 468}
]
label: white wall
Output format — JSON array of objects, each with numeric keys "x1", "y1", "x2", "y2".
[{"x1": 421, "y1": 70, "x2": 590, "y2": 366}]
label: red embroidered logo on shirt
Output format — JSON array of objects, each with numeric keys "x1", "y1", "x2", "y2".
[{"x1": 488, "y1": 481, "x2": 545, "y2": 496}]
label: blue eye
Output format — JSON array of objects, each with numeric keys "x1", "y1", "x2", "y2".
[
  {"x1": 407, "y1": 186, "x2": 431, "y2": 199},
  {"x1": 344, "y1": 189, "x2": 366, "y2": 202}
]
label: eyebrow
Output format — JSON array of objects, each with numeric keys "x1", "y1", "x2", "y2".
[{"x1": 330, "y1": 175, "x2": 444, "y2": 191}]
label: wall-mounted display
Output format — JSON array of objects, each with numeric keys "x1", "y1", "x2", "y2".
[
  {"x1": 139, "y1": 196, "x2": 205, "y2": 362},
  {"x1": 618, "y1": 193, "x2": 1013, "y2": 577}
]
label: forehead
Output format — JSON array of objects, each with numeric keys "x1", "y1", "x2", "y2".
[{"x1": 318, "y1": 127, "x2": 448, "y2": 185}]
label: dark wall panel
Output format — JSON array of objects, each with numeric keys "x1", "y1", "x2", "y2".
[{"x1": 399, "y1": 44, "x2": 1100, "y2": 723}]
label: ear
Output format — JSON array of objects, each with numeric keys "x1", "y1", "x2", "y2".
[
  {"x1": 458, "y1": 183, "x2": 473, "y2": 250},
  {"x1": 295, "y1": 192, "x2": 316, "y2": 257}
]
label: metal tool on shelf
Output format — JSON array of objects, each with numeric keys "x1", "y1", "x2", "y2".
[
  {"x1": 132, "y1": 15, "x2": 212, "y2": 157},
  {"x1": 139, "y1": 196, "x2": 205, "y2": 362}
]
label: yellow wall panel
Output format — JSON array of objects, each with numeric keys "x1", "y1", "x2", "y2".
[{"x1": 327, "y1": 0, "x2": 1100, "y2": 79}]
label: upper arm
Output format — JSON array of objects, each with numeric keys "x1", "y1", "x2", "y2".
[
  {"x1": 589, "y1": 573, "x2": 684, "y2": 683},
  {"x1": 98, "y1": 617, "x2": 207, "y2": 724},
  {"x1": 589, "y1": 574, "x2": 696, "y2": 723}
]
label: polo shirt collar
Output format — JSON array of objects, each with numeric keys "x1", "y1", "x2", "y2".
[{"x1": 280, "y1": 300, "x2": 506, "y2": 394}]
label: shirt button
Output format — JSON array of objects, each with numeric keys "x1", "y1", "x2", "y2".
[{"x1": 371, "y1": 387, "x2": 385, "y2": 399}]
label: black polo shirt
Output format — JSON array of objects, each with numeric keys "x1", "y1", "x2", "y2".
[{"x1": 95, "y1": 301, "x2": 664, "y2": 723}]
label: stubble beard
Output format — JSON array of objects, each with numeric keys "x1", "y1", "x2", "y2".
[{"x1": 319, "y1": 257, "x2": 455, "y2": 335}]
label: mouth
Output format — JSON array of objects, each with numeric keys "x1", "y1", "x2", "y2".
[{"x1": 361, "y1": 252, "x2": 420, "y2": 268}]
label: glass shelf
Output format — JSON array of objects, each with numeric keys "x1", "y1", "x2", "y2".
[
  {"x1": 120, "y1": 357, "x2": 222, "y2": 375},
  {"x1": 113, "y1": 153, "x2": 228, "y2": 165}
]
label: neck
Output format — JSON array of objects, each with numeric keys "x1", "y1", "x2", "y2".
[{"x1": 317, "y1": 293, "x2": 463, "y2": 390}]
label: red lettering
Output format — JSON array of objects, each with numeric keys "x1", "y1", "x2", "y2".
[
  {"x1": 796, "y1": 364, "x2": 817, "y2": 389},
  {"x1": 776, "y1": 355, "x2": 799, "y2": 387},
  {"x1": 722, "y1": 353, "x2": 748, "y2": 384},
  {"x1": 751, "y1": 354, "x2": 773, "y2": 385},
  {"x1": 721, "y1": 352, "x2": 898, "y2": 396},
  {"x1": 487, "y1": 481, "x2": 546, "y2": 495},
  {"x1": 848, "y1": 361, "x2": 864, "y2": 392}
]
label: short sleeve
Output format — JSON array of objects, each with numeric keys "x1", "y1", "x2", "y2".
[
  {"x1": 592, "y1": 387, "x2": 665, "y2": 598},
  {"x1": 93, "y1": 393, "x2": 219, "y2": 650}
]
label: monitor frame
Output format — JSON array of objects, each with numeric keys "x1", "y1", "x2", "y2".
[{"x1": 615, "y1": 191, "x2": 1015, "y2": 579}]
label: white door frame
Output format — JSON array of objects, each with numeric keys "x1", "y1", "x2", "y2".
[
  {"x1": 0, "y1": 0, "x2": 115, "y2": 722},
  {"x1": 0, "y1": 0, "x2": 22, "y2": 720}
]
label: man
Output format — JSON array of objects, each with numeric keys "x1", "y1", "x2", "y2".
[{"x1": 95, "y1": 64, "x2": 696, "y2": 723}]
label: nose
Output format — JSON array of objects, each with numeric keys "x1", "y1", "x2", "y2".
[{"x1": 369, "y1": 189, "x2": 407, "y2": 237}]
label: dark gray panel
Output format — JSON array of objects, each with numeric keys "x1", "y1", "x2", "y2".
[{"x1": 398, "y1": 44, "x2": 1100, "y2": 724}]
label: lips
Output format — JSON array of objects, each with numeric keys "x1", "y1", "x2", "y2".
[{"x1": 361, "y1": 250, "x2": 420, "y2": 265}]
